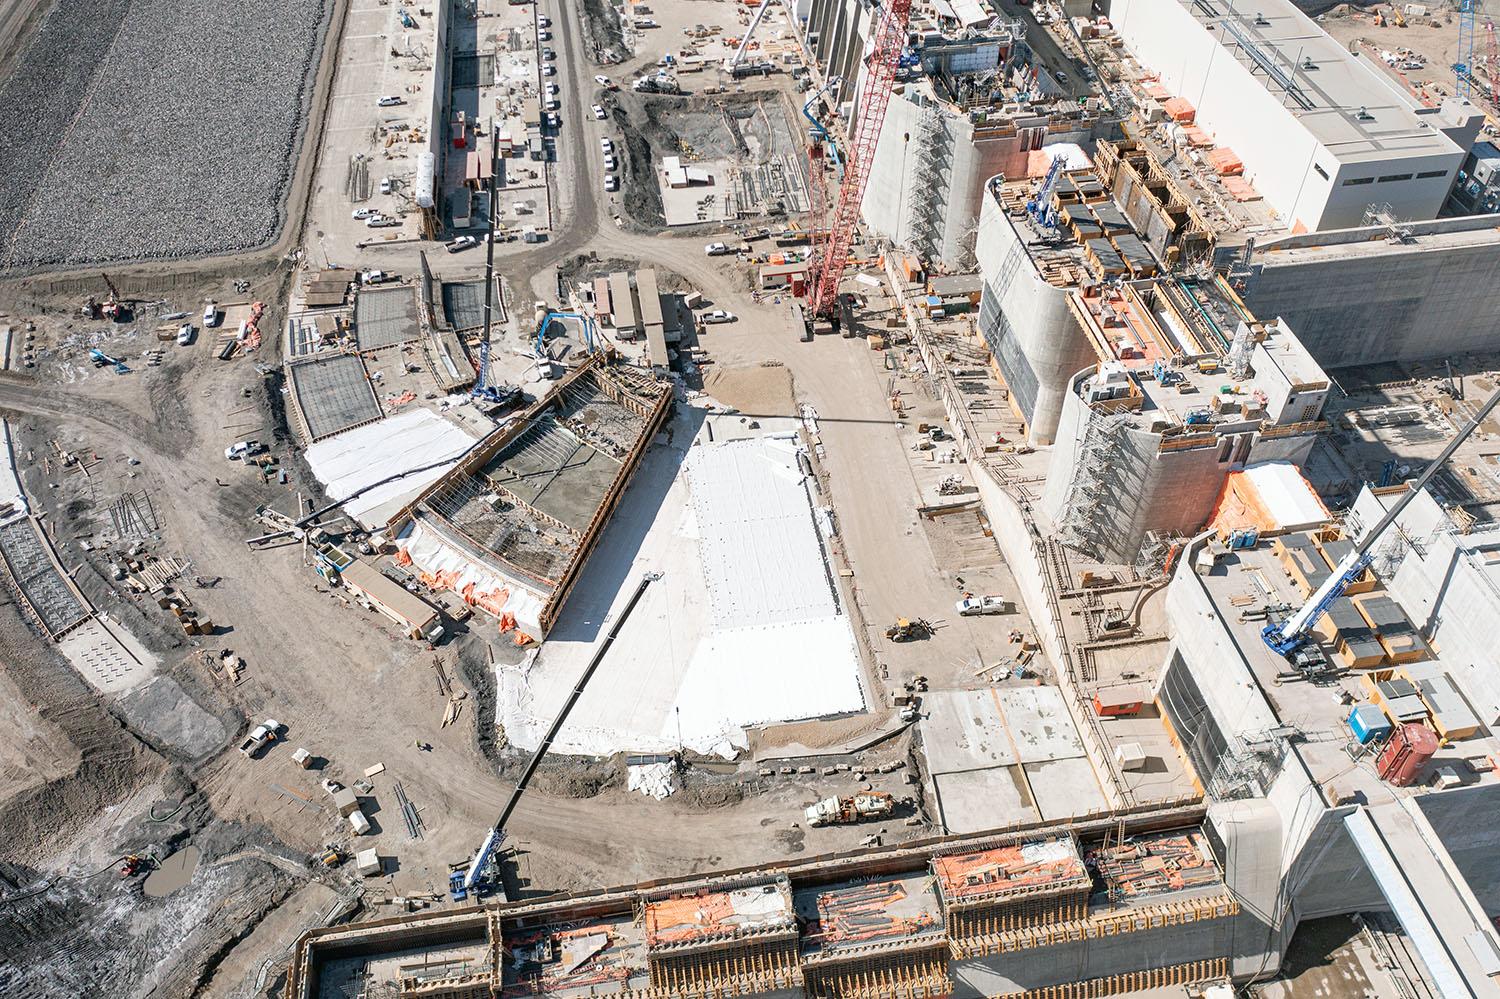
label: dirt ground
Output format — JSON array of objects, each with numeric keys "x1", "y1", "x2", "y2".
[
  {"x1": 1318, "y1": 4, "x2": 1484, "y2": 112},
  {"x1": 0, "y1": 0, "x2": 1011, "y2": 992}
]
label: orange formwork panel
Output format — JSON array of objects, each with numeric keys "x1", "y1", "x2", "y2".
[
  {"x1": 1206, "y1": 147, "x2": 1243, "y2": 175},
  {"x1": 1181, "y1": 125, "x2": 1213, "y2": 147},
  {"x1": 1222, "y1": 175, "x2": 1262, "y2": 201},
  {"x1": 1162, "y1": 97, "x2": 1195, "y2": 122}
]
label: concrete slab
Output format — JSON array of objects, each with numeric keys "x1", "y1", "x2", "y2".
[
  {"x1": 920, "y1": 689, "x2": 1018, "y2": 774},
  {"x1": 998, "y1": 686, "x2": 1087, "y2": 764},
  {"x1": 56, "y1": 616, "x2": 156, "y2": 694},
  {"x1": 441, "y1": 278, "x2": 504, "y2": 332},
  {"x1": 354, "y1": 285, "x2": 420, "y2": 350},
  {"x1": 289, "y1": 353, "x2": 382, "y2": 441},
  {"x1": 115, "y1": 675, "x2": 227, "y2": 758},
  {"x1": 931, "y1": 766, "x2": 1038, "y2": 834},
  {"x1": 1025, "y1": 756, "x2": 1109, "y2": 820},
  {"x1": 0, "y1": 517, "x2": 87, "y2": 636}
]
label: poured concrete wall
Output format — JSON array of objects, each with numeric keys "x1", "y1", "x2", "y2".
[
  {"x1": 1040, "y1": 375, "x2": 1319, "y2": 563},
  {"x1": 1417, "y1": 783, "x2": 1500, "y2": 918},
  {"x1": 864, "y1": 95, "x2": 1042, "y2": 269},
  {"x1": 975, "y1": 190, "x2": 1095, "y2": 444},
  {"x1": 805, "y1": 0, "x2": 865, "y2": 102},
  {"x1": 1242, "y1": 236, "x2": 1500, "y2": 369}
]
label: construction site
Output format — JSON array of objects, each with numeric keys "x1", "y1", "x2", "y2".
[{"x1": 6, "y1": 0, "x2": 1500, "y2": 996}]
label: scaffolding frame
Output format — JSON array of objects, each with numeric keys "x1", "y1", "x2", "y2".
[{"x1": 1058, "y1": 408, "x2": 1131, "y2": 559}]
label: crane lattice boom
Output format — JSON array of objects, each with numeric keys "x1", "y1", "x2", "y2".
[{"x1": 807, "y1": 0, "x2": 912, "y2": 319}]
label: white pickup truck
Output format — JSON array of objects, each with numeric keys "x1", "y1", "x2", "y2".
[
  {"x1": 955, "y1": 595, "x2": 1011, "y2": 616},
  {"x1": 239, "y1": 719, "x2": 282, "y2": 757}
]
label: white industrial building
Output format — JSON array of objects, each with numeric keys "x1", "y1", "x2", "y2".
[{"x1": 1112, "y1": 0, "x2": 1481, "y2": 231}]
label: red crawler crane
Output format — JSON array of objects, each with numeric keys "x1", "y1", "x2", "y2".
[{"x1": 806, "y1": 0, "x2": 913, "y2": 321}]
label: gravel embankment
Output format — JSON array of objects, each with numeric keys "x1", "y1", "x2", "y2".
[{"x1": 0, "y1": 0, "x2": 334, "y2": 272}]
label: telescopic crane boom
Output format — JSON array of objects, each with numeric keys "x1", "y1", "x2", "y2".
[{"x1": 1262, "y1": 384, "x2": 1500, "y2": 655}]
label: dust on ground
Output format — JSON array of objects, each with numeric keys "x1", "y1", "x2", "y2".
[{"x1": 702, "y1": 362, "x2": 795, "y2": 415}]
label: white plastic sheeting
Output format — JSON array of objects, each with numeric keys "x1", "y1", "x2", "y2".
[
  {"x1": 304, "y1": 409, "x2": 479, "y2": 529},
  {"x1": 497, "y1": 424, "x2": 865, "y2": 759},
  {"x1": 0, "y1": 420, "x2": 28, "y2": 527},
  {"x1": 1244, "y1": 461, "x2": 1328, "y2": 530},
  {"x1": 627, "y1": 761, "x2": 676, "y2": 799},
  {"x1": 399, "y1": 518, "x2": 547, "y2": 632}
]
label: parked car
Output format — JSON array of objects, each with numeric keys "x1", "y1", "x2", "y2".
[
  {"x1": 700, "y1": 309, "x2": 737, "y2": 324},
  {"x1": 543, "y1": 63, "x2": 556, "y2": 76},
  {"x1": 379, "y1": 177, "x2": 393, "y2": 195},
  {"x1": 352, "y1": 207, "x2": 375, "y2": 220},
  {"x1": 604, "y1": 174, "x2": 619, "y2": 192},
  {"x1": 239, "y1": 719, "x2": 282, "y2": 757},
  {"x1": 447, "y1": 235, "x2": 478, "y2": 253},
  {"x1": 377, "y1": 95, "x2": 404, "y2": 107},
  {"x1": 538, "y1": 29, "x2": 550, "y2": 40},
  {"x1": 592, "y1": 103, "x2": 607, "y2": 120},
  {"x1": 545, "y1": 82, "x2": 559, "y2": 96},
  {"x1": 603, "y1": 155, "x2": 617, "y2": 170},
  {"x1": 704, "y1": 242, "x2": 731, "y2": 255},
  {"x1": 202, "y1": 304, "x2": 219, "y2": 327},
  {"x1": 542, "y1": 47, "x2": 556, "y2": 61},
  {"x1": 538, "y1": 14, "x2": 551, "y2": 27},
  {"x1": 594, "y1": 74, "x2": 613, "y2": 88},
  {"x1": 545, "y1": 111, "x2": 561, "y2": 128},
  {"x1": 176, "y1": 324, "x2": 195, "y2": 346},
  {"x1": 600, "y1": 137, "x2": 614, "y2": 154},
  {"x1": 368, "y1": 216, "x2": 400, "y2": 228}
]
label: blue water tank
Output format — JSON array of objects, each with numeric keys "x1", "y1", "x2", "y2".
[{"x1": 1348, "y1": 704, "x2": 1392, "y2": 745}]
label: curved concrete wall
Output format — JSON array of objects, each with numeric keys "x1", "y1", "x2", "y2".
[{"x1": 975, "y1": 187, "x2": 1095, "y2": 444}]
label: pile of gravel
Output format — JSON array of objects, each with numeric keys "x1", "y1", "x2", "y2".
[{"x1": 0, "y1": 0, "x2": 333, "y2": 273}]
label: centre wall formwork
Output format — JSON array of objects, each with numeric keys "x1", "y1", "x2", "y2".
[
  {"x1": 950, "y1": 919, "x2": 1235, "y2": 998},
  {"x1": 862, "y1": 92, "x2": 1103, "y2": 270},
  {"x1": 1038, "y1": 370, "x2": 1319, "y2": 564}
]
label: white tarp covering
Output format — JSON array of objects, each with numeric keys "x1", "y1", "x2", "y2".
[
  {"x1": 627, "y1": 761, "x2": 676, "y2": 799},
  {"x1": 497, "y1": 418, "x2": 866, "y2": 758},
  {"x1": 398, "y1": 518, "x2": 547, "y2": 632},
  {"x1": 304, "y1": 409, "x2": 479, "y2": 529},
  {"x1": 1040, "y1": 142, "x2": 1092, "y2": 171},
  {"x1": 0, "y1": 419, "x2": 28, "y2": 527},
  {"x1": 1244, "y1": 461, "x2": 1328, "y2": 530}
]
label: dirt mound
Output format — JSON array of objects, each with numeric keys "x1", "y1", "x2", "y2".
[
  {"x1": 0, "y1": 600, "x2": 159, "y2": 867},
  {"x1": 579, "y1": 0, "x2": 628, "y2": 64}
]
